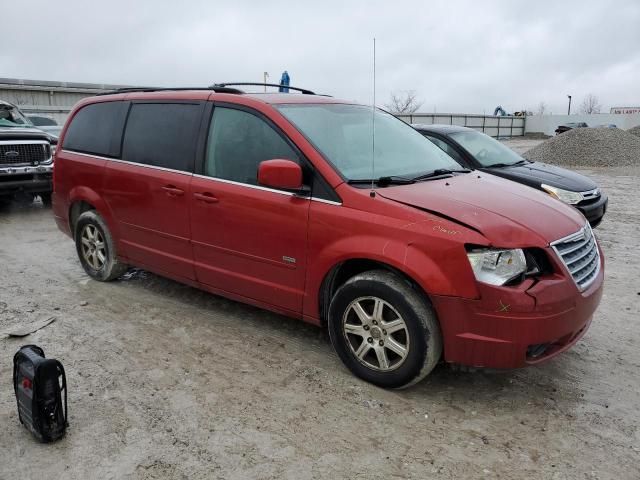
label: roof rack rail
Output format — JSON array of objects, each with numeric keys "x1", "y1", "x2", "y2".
[
  {"x1": 95, "y1": 86, "x2": 244, "y2": 96},
  {"x1": 212, "y1": 82, "x2": 316, "y2": 95}
]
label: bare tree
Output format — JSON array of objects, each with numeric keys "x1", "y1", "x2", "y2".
[
  {"x1": 384, "y1": 90, "x2": 423, "y2": 114},
  {"x1": 536, "y1": 101, "x2": 547, "y2": 115},
  {"x1": 10, "y1": 93, "x2": 30, "y2": 105},
  {"x1": 580, "y1": 94, "x2": 601, "y2": 114}
]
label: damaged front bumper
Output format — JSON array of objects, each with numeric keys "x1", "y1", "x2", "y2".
[{"x1": 431, "y1": 249, "x2": 604, "y2": 369}]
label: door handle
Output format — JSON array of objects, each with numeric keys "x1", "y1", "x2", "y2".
[
  {"x1": 162, "y1": 185, "x2": 185, "y2": 196},
  {"x1": 193, "y1": 192, "x2": 219, "y2": 204}
]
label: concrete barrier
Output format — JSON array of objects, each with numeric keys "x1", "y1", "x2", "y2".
[
  {"x1": 525, "y1": 114, "x2": 640, "y2": 136},
  {"x1": 396, "y1": 113, "x2": 525, "y2": 138}
]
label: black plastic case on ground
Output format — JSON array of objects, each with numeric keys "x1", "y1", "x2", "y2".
[{"x1": 13, "y1": 345, "x2": 68, "y2": 442}]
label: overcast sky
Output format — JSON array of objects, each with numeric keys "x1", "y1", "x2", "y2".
[{"x1": 3, "y1": 1, "x2": 639, "y2": 114}]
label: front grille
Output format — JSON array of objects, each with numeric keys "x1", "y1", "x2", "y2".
[
  {"x1": 551, "y1": 223, "x2": 600, "y2": 291},
  {"x1": 0, "y1": 142, "x2": 50, "y2": 166}
]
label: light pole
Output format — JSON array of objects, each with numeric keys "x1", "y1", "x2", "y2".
[{"x1": 567, "y1": 95, "x2": 572, "y2": 115}]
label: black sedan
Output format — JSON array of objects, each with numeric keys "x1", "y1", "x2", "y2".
[{"x1": 413, "y1": 124, "x2": 607, "y2": 227}]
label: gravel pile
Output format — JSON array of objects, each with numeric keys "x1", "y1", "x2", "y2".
[
  {"x1": 523, "y1": 127, "x2": 640, "y2": 167},
  {"x1": 627, "y1": 125, "x2": 640, "y2": 137}
]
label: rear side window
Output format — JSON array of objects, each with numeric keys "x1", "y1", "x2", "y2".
[
  {"x1": 205, "y1": 107, "x2": 299, "y2": 185},
  {"x1": 122, "y1": 103, "x2": 202, "y2": 172},
  {"x1": 62, "y1": 102, "x2": 128, "y2": 157}
]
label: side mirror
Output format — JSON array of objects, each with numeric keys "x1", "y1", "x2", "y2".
[{"x1": 258, "y1": 159, "x2": 305, "y2": 192}]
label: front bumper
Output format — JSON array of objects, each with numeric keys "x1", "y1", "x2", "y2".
[
  {"x1": 431, "y1": 253, "x2": 604, "y2": 369},
  {"x1": 0, "y1": 164, "x2": 53, "y2": 195},
  {"x1": 576, "y1": 194, "x2": 608, "y2": 228}
]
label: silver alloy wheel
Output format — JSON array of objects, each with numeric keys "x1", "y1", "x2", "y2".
[
  {"x1": 342, "y1": 296, "x2": 410, "y2": 371},
  {"x1": 80, "y1": 224, "x2": 107, "y2": 270}
]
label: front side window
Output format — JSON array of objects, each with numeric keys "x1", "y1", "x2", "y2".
[
  {"x1": 276, "y1": 104, "x2": 460, "y2": 181},
  {"x1": 122, "y1": 103, "x2": 201, "y2": 172},
  {"x1": 62, "y1": 101, "x2": 128, "y2": 157},
  {"x1": 449, "y1": 130, "x2": 524, "y2": 167},
  {"x1": 205, "y1": 107, "x2": 299, "y2": 185}
]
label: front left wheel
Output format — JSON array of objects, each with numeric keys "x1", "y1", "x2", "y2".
[{"x1": 75, "y1": 210, "x2": 127, "y2": 281}]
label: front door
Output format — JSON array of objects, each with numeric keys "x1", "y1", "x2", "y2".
[{"x1": 190, "y1": 106, "x2": 310, "y2": 313}]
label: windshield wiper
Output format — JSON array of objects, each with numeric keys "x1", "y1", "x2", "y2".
[
  {"x1": 348, "y1": 169, "x2": 471, "y2": 186},
  {"x1": 347, "y1": 175, "x2": 416, "y2": 187},
  {"x1": 411, "y1": 168, "x2": 471, "y2": 181},
  {"x1": 484, "y1": 159, "x2": 528, "y2": 168}
]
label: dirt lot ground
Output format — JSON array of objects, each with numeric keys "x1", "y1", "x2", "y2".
[
  {"x1": 502, "y1": 137, "x2": 549, "y2": 155},
  {"x1": 1, "y1": 165, "x2": 639, "y2": 479}
]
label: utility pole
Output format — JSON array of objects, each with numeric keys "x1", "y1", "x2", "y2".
[
  {"x1": 263, "y1": 72, "x2": 269, "y2": 92},
  {"x1": 567, "y1": 95, "x2": 572, "y2": 115}
]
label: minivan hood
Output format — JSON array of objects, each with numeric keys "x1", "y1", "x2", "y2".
[
  {"x1": 487, "y1": 161, "x2": 598, "y2": 192},
  {"x1": 377, "y1": 172, "x2": 586, "y2": 246}
]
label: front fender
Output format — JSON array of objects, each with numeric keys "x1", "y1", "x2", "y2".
[{"x1": 303, "y1": 224, "x2": 483, "y2": 321}]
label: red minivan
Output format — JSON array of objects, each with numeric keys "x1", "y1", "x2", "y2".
[{"x1": 52, "y1": 85, "x2": 604, "y2": 388}]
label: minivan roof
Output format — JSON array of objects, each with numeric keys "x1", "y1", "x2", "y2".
[
  {"x1": 243, "y1": 93, "x2": 346, "y2": 104},
  {"x1": 85, "y1": 89, "x2": 353, "y2": 106}
]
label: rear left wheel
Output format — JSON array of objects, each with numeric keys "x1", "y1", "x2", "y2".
[{"x1": 75, "y1": 210, "x2": 127, "y2": 281}]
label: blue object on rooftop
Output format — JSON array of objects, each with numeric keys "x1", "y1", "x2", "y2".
[{"x1": 279, "y1": 71, "x2": 290, "y2": 93}]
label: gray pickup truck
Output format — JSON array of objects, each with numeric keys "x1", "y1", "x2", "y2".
[{"x1": 0, "y1": 100, "x2": 56, "y2": 204}]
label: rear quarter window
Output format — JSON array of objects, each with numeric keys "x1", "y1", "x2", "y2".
[
  {"x1": 122, "y1": 103, "x2": 202, "y2": 172},
  {"x1": 62, "y1": 101, "x2": 128, "y2": 157}
]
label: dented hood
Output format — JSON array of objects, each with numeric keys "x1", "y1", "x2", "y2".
[{"x1": 378, "y1": 172, "x2": 586, "y2": 246}]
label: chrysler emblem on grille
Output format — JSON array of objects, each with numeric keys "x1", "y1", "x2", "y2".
[{"x1": 4, "y1": 151, "x2": 19, "y2": 158}]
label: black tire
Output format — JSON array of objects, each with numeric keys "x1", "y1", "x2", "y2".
[
  {"x1": 75, "y1": 210, "x2": 127, "y2": 281},
  {"x1": 39, "y1": 193, "x2": 52, "y2": 206},
  {"x1": 328, "y1": 270, "x2": 442, "y2": 389}
]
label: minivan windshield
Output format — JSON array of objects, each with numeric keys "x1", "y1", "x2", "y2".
[
  {"x1": 449, "y1": 130, "x2": 526, "y2": 167},
  {"x1": 0, "y1": 105, "x2": 33, "y2": 128},
  {"x1": 277, "y1": 104, "x2": 461, "y2": 181}
]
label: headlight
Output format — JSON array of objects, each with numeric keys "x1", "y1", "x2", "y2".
[
  {"x1": 466, "y1": 248, "x2": 527, "y2": 286},
  {"x1": 541, "y1": 184, "x2": 583, "y2": 205}
]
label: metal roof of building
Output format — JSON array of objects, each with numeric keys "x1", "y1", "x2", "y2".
[{"x1": 0, "y1": 77, "x2": 145, "y2": 93}]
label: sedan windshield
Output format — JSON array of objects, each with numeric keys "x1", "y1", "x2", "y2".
[
  {"x1": 449, "y1": 130, "x2": 526, "y2": 167},
  {"x1": 277, "y1": 104, "x2": 461, "y2": 181}
]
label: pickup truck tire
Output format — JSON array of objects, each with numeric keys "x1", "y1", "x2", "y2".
[
  {"x1": 39, "y1": 193, "x2": 52, "y2": 206},
  {"x1": 75, "y1": 210, "x2": 128, "y2": 281},
  {"x1": 328, "y1": 270, "x2": 442, "y2": 389}
]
